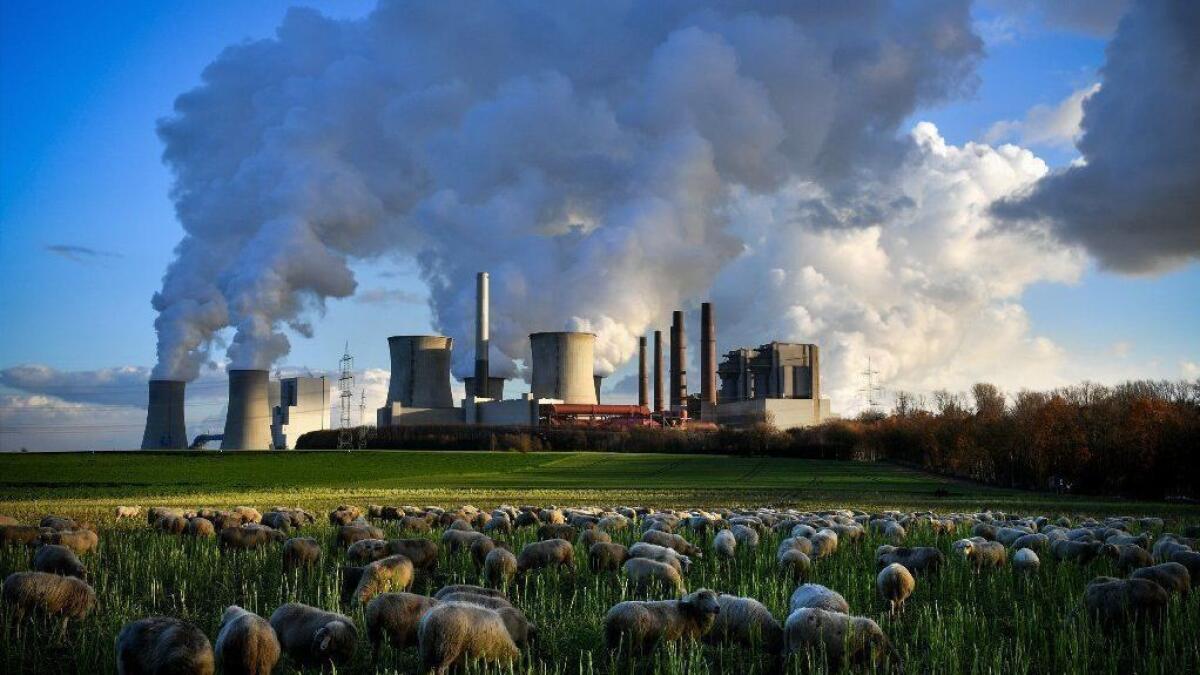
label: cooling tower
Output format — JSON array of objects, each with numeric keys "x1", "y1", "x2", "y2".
[
  {"x1": 221, "y1": 369, "x2": 272, "y2": 450},
  {"x1": 141, "y1": 380, "x2": 187, "y2": 449},
  {"x1": 463, "y1": 376, "x2": 505, "y2": 400},
  {"x1": 387, "y1": 335, "x2": 455, "y2": 408},
  {"x1": 530, "y1": 332, "x2": 597, "y2": 404}
]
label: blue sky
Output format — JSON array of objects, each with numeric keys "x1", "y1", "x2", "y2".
[{"x1": 0, "y1": 1, "x2": 1196, "y2": 449}]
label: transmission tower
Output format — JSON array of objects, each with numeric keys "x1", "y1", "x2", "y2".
[
  {"x1": 337, "y1": 343, "x2": 355, "y2": 450},
  {"x1": 858, "y1": 356, "x2": 883, "y2": 412}
]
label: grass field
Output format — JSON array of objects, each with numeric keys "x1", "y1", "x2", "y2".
[{"x1": 1, "y1": 452, "x2": 1198, "y2": 674}]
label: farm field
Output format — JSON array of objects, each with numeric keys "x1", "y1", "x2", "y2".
[{"x1": 1, "y1": 452, "x2": 1198, "y2": 674}]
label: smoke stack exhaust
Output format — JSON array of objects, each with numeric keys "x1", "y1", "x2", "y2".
[
  {"x1": 474, "y1": 272, "x2": 489, "y2": 397},
  {"x1": 670, "y1": 310, "x2": 687, "y2": 410},
  {"x1": 653, "y1": 330, "x2": 664, "y2": 413},
  {"x1": 638, "y1": 336, "x2": 648, "y2": 408},
  {"x1": 701, "y1": 302, "x2": 716, "y2": 404},
  {"x1": 141, "y1": 380, "x2": 187, "y2": 449},
  {"x1": 221, "y1": 369, "x2": 272, "y2": 450}
]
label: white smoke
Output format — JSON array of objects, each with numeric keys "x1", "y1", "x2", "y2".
[{"x1": 150, "y1": 0, "x2": 982, "y2": 382}]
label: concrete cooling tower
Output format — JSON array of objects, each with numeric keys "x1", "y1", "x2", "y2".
[
  {"x1": 386, "y1": 335, "x2": 454, "y2": 408},
  {"x1": 141, "y1": 380, "x2": 187, "y2": 449},
  {"x1": 530, "y1": 331, "x2": 597, "y2": 404},
  {"x1": 221, "y1": 369, "x2": 272, "y2": 450}
]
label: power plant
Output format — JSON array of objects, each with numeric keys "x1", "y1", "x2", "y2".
[{"x1": 140, "y1": 270, "x2": 833, "y2": 450}]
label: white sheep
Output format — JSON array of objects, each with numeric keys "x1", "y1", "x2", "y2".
[
  {"x1": 604, "y1": 589, "x2": 721, "y2": 653},
  {"x1": 418, "y1": 601, "x2": 522, "y2": 674},
  {"x1": 876, "y1": 563, "x2": 915, "y2": 614},
  {"x1": 789, "y1": 583, "x2": 850, "y2": 615}
]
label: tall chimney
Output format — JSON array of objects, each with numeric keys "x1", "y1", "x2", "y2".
[
  {"x1": 670, "y1": 310, "x2": 687, "y2": 409},
  {"x1": 222, "y1": 369, "x2": 272, "y2": 450},
  {"x1": 638, "y1": 336, "x2": 648, "y2": 408},
  {"x1": 474, "y1": 272, "x2": 489, "y2": 397},
  {"x1": 141, "y1": 380, "x2": 187, "y2": 449},
  {"x1": 653, "y1": 330, "x2": 664, "y2": 413},
  {"x1": 701, "y1": 302, "x2": 716, "y2": 404}
]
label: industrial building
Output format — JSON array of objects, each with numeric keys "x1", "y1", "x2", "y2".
[
  {"x1": 270, "y1": 376, "x2": 330, "y2": 449},
  {"x1": 706, "y1": 342, "x2": 831, "y2": 429}
]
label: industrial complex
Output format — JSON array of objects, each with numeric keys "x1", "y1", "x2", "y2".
[{"x1": 141, "y1": 272, "x2": 831, "y2": 450}]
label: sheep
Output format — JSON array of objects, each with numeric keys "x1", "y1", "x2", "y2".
[
  {"x1": 783, "y1": 608, "x2": 894, "y2": 670},
  {"x1": 517, "y1": 538, "x2": 575, "y2": 573},
  {"x1": 703, "y1": 594, "x2": 783, "y2": 653},
  {"x1": 338, "y1": 523, "x2": 384, "y2": 546},
  {"x1": 882, "y1": 521, "x2": 907, "y2": 544},
  {"x1": 641, "y1": 530, "x2": 703, "y2": 558},
  {"x1": 628, "y1": 542, "x2": 692, "y2": 573},
  {"x1": 714, "y1": 529, "x2": 737, "y2": 559},
  {"x1": 347, "y1": 538, "x2": 391, "y2": 564},
  {"x1": 791, "y1": 523, "x2": 818, "y2": 539},
  {"x1": 484, "y1": 515, "x2": 512, "y2": 535},
  {"x1": 418, "y1": 601, "x2": 522, "y2": 673},
  {"x1": 156, "y1": 515, "x2": 189, "y2": 535},
  {"x1": 1, "y1": 524, "x2": 41, "y2": 547},
  {"x1": 282, "y1": 537, "x2": 321, "y2": 570},
  {"x1": 579, "y1": 528, "x2": 611, "y2": 549},
  {"x1": 146, "y1": 507, "x2": 182, "y2": 526},
  {"x1": 778, "y1": 536, "x2": 814, "y2": 558},
  {"x1": 115, "y1": 506, "x2": 141, "y2": 520},
  {"x1": 623, "y1": 557, "x2": 686, "y2": 595},
  {"x1": 1130, "y1": 562, "x2": 1191, "y2": 597},
  {"x1": 484, "y1": 547, "x2": 519, "y2": 587},
  {"x1": 231, "y1": 506, "x2": 261, "y2": 524},
  {"x1": 1013, "y1": 548, "x2": 1041, "y2": 572},
  {"x1": 185, "y1": 518, "x2": 215, "y2": 538},
  {"x1": 365, "y1": 592, "x2": 440, "y2": 654},
  {"x1": 32, "y1": 544, "x2": 87, "y2": 579},
  {"x1": 1102, "y1": 543, "x2": 1154, "y2": 572},
  {"x1": 1011, "y1": 533, "x2": 1050, "y2": 551},
  {"x1": 116, "y1": 616, "x2": 214, "y2": 675},
  {"x1": 259, "y1": 512, "x2": 293, "y2": 532},
  {"x1": 1171, "y1": 550, "x2": 1200, "y2": 580},
  {"x1": 1050, "y1": 539, "x2": 1103, "y2": 564},
  {"x1": 994, "y1": 526, "x2": 1033, "y2": 547},
  {"x1": 269, "y1": 603, "x2": 357, "y2": 668},
  {"x1": 875, "y1": 546, "x2": 945, "y2": 574},
  {"x1": 219, "y1": 525, "x2": 284, "y2": 551},
  {"x1": 343, "y1": 555, "x2": 415, "y2": 605},
  {"x1": 604, "y1": 589, "x2": 721, "y2": 653},
  {"x1": 779, "y1": 549, "x2": 812, "y2": 582},
  {"x1": 954, "y1": 538, "x2": 1007, "y2": 569},
  {"x1": 1152, "y1": 535, "x2": 1192, "y2": 562},
  {"x1": 328, "y1": 506, "x2": 362, "y2": 526},
  {"x1": 2, "y1": 571, "x2": 95, "y2": 621},
  {"x1": 536, "y1": 523, "x2": 577, "y2": 541},
  {"x1": 433, "y1": 584, "x2": 507, "y2": 601},
  {"x1": 589, "y1": 542, "x2": 630, "y2": 572},
  {"x1": 441, "y1": 529, "x2": 488, "y2": 554},
  {"x1": 731, "y1": 524, "x2": 760, "y2": 548},
  {"x1": 1082, "y1": 577, "x2": 1169, "y2": 627},
  {"x1": 789, "y1": 583, "x2": 850, "y2": 615},
  {"x1": 214, "y1": 605, "x2": 279, "y2": 675},
  {"x1": 39, "y1": 528, "x2": 99, "y2": 555},
  {"x1": 469, "y1": 536, "x2": 499, "y2": 569},
  {"x1": 40, "y1": 515, "x2": 78, "y2": 531},
  {"x1": 448, "y1": 518, "x2": 475, "y2": 532},
  {"x1": 877, "y1": 563, "x2": 915, "y2": 614},
  {"x1": 810, "y1": 530, "x2": 838, "y2": 558},
  {"x1": 399, "y1": 516, "x2": 433, "y2": 534}
]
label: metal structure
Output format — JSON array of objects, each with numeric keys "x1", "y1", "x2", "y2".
[
  {"x1": 653, "y1": 330, "x2": 664, "y2": 413},
  {"x1": 385, "y1": 335, "x2": 454, "y2": 408},
  {"x1": 859, "y1": 356, "x2": 883, "y2": 412},
  {"x1": 221, "y1": 369, "x2": 272, "y2": 450},
  {"x1": 463, "y1": 376, "x2": 505, "y2": 400},
  {"x1": 638, "y1": 336, "x2": 648, "y2": 408},
  {"x1": 718, "y1": 342, "x2": 820, "y2": 402},
  {"x1": 474, "y1": 272, "x2": 489, "y2": 397},
  {"x1": 337, "y1": 344, "x2": 355, "y2": 450},
  {"x1": 701, "y1": 302, "x2": 717, "y2": 405},
  {"x1": 141, "y1": 380, "x2": 187, "y2": 449},
  {"x1": 669, "y1": 310, "x2": 687, "y2": 410},
  {"x1": 529, "y1": 331, "x2": 597, "y2": 404}
]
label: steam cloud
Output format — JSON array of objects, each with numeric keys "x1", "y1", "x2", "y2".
[{"x1": 151, "y1": 0, "x2": 982, "y2": 382}]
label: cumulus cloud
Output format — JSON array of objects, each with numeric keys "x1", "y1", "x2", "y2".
[
  {"x1": 994, "y1": 1, "x2": 1200, "y2": 274},
  {"x1": 982, "y1": 0, "x2": 1130, "y2": 38},
  {"x1": 0, "y1": 365, "x2": 150, "y2": 407},
  {"x1": 984, "y1": 84, "x2": 1100, "y2": 148},
  {"x1": 0, "y1": 394, "x2": 147, "y2": 452},
  {"x1": 150, "y1": 0, "x2": 982, "y2": 383}
]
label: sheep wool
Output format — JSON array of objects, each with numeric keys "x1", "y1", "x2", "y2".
[
  {"x1": 1013, "y1": 548, "x2": 1041, "y2": 572},
  {"x1": 877, "y1": 563, "x2": 916, "y2": 614},
  {"x1": 282, "y1": 538, "x2": 321, "y2": 570},
  {"x1": 703, "y1": 594, "x2": 783, "y2": 653},
  {"x1": 348, "y1": 555, "x2": 415, "y2": 605},
  {"x1": 269, "y1": 603, "x2": 357, "y2": 668},
  {"x1": 589, "y1": 542, "x2": 630, "y2": 572},
  {"x1": 32, "y1": 544, "x2": 87, "y2": 579},
  {"x1": 784, "y1": 608, "x2": 893, "y2": 670},
  {"x1": 1130, "y1": 562, "x2": 1191, "y2": 597},
  {"x1": 365, "y1": 592, "x2": 440, "y2": 652},
  {"x1": 789, "y1": 583, "x2": 850, "y2": 615},
  {"x1": 116, "y1": 616, "x2": 214, "y2": 675},
  {"x1": 2, "y1": 570, "x2": 95, "y2": 621},
  {"x1": 517, "y1": 539, "x2": 575, "y2": 573},
  {"x1": 714, "y1": 529, "x2": 737, "y2": 559},
  {"x1": 214, "y1": 606, "x2": 280, "y2": 675},
  {"x1": 623, "y1": 557, "x2": 686, "y2": 595},
  {"x1": 604, "y1": 589, "x2": 721, "y2": 653},
  {"x1": 1083, "y1": 577, "x2": 1169, "y2": 627},
  {"x1": 484, "y1": 547, "x2": 519, "y2": 587},
  {"x1": 418, "y1": 601, "x2": 521, "y2": 674}
]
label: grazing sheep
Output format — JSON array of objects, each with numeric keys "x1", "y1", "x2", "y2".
[
  {"x1": 214, "y1": 606, "x2": 279, "y2": 675},
  {"x1": 156, "y1": 515, "x2": 188, "y2": 535},
  {"x1": 470, "y1": 536, "x2": 498, "y2": 569},
  {"x1": 386, "y1": 538, "x2": 438, "y2": 570},
  {"x1": 810, "y1": 530, "x2": 839, "y2": 558},
  {"x1": 779, "y1": 549, "x2": 812, "y2": 582},
  {"x1": 484, "y1": 547, "x2": 518, "y2": 587},
  {"x1": 1050, "y1": 539, "x2": 1103, "y2": 564},
  {"x1": 623, "y1": 557, "x2": 686, "y2": 595},
  {"x1": 347, "y1": 538, "x2": 391, "y2": 564},
  {"x1": 731, "y1": 524, "x2": 760, "y2": 548},
  {"x1": 877, "y1": 563, "x2": 915, "y2": 614},
  {"x1": 604, "y1": 589, "x2": 721, "y2": 653},
  {"x1": 366, "y1": 592, "x2": 440, "y2": 653},
  {"x1": 783, "y1": 608, "x2": 894, "y2": 670},
  {"x1": 994, "y1": 527, "x2": 1033, "y2": 547},
  {"x1": 536, "y1": 523, "x2": 577, "y2": 541},
  {"x1": 115, "y1": 506, "x2": 141, "y2": 520},
  {"x1": 116, "y1": 616, "x2": 214, "y2": 675},
  {"x1": 589, "y1": 542, "x2": 630, "y2": 572},
  {"x1": 418, "y1": 601, "x2": 522, "y2": 674},
  {"x1": 433, "y1": 584, "x2": 507, "y2": 601},
  {"x1": 1, "y1": 524, "x2": 41, "y2": 547},
  {"x1": 875, "y1": 546, "x2": 945, "y2": 574},
  {"x1": 1013, "y1": 548, "x2": 1041, "y2": 572},
  {"x1": 1103, "y1": 544, "x2": 1154, "y2": 572},
  {"x1": 32, "y1": 544, "x2": 87, "y2": 579},
  {"x1": 778, "y1": 537, "x2": 814, "y2": 558},
  {"x1": 703, "y1": 594, "x2": 783, "y2": 653},
  {"x1": 579, "y1": 528, "x2": 611, "y2": 549},
  {"x1": 1083, "y1": 577, "x2": 1169, "y2": 627},
  {"x1": 1152, "y1": 536, "x2": 1192, "y2": 563},
  {"x1": 146, "y1": 507, "x2": 182, "y2": 526},
  {"x1": 484, "y1": 515, "x2": 512, "y2": 535},
  {"x1": 448, "y1": 518, "x2": 474, "y2": 532},
  {"x1": 714, "y1": 529, "x2": 737, "y2": 559},
  {"x1": 328, "y1": 506, "x2": 362, "y2": 527},
  {"x1": 40, "y1": 528, "x2": 99, "y2": 555},
  {"x1": 791, "y1": 524, "x2": 818, "y2": 539},
  {"x1": 641, "y1": 530, "x2": 703, "y2": 558},
  {"x1": 441, "y1": 529, "x2": 488, "y2": 554},
  {"x1": 338, "y1": 523, "x2": 385, "y2": 546},
  {"x1": 789, "y1": 583, "x2": 850, "y2": 615},
  {"x1": 1130, "y1": 562, "x2": 1191, "y2": 597},
  {"x1": 344, "y1": 555, "x2": 415, "y2": 605},
  {"x1": 517, "y1": 539, "x2": 575, "y2": 573},
  {"x1": 399, "y1": 516, "x2": 433, "y2": 534},
  {"x1": 40, "y1": 515, "x2": 77, "y2": 531},
  {"x1": 282, "y1": 538, "x2": 321, "y2": 571},
  {"x1": 954, "y1": 538, "x2": 1007, "y2": 569},
  {"x1": 1011, "y1": 533, "x2": 1050, "y2": 552},
  {"x1": 882, "y1": 522, "x2": 907, "y2": 544},
  {"x1": 972, "y1": 522, "x2": 998, "y2": 540},
  {"x1": 270, "y1": 603, "x2": 357, "y2": 668},
  {"x1": 185, "y1": 518, "x2": 215, "y2": 538},
  {"x1": 2, "y1": 571, "x2": 95, "y2": 621},
  {"x1": 231, "y1": 506, "x2": 261, "y2": 524},
  {"x1": 218, "y1": 525, "x2": 283, "y2": 551},
  {"x1": 1170, "y1": 550, "x2": 1200, "y2": 580},
  {"x1": 260, "y1": 512, "x2": 292, "y2": 531}
]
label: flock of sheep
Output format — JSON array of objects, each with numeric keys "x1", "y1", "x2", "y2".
[{"x1": 2, "y1": 502, "x2": 1198, "y2": 674}]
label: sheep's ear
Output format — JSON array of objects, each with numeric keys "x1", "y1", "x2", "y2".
[{"x1": 315, "y1": 627, "x2": 331, "y2": 652}]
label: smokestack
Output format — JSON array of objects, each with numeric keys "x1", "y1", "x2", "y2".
[
  {"x1": 701, "y1": 302, "x2": 716, "y2": 404},
  {"x1": 474, "y1": 272, "x2": 489, "y2": 397},
  {"x1": 670, "y1": 310, "x2": 687, "y2": 409},
  {"x1": 638, "y1": 336, "x2": 648, "y2": 408},
  {"x1": 221, "y1": 369, "x2": 272, "y2": 450},
  {"x1": 594, "y1": 375, "x2": 604, "y2": 404},
  {"x1": 141, "y1": 380, "x2": 187, "y2": 449},
  {"x1": 530, "y1": 332, "x2": 597, "y2": 404},
  {"x1": 653, "y1": 330, "x2": 664, "y2": 413}
]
